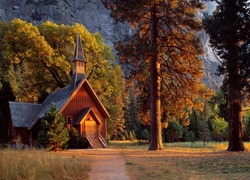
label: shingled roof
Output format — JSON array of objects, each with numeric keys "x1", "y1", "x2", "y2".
[
  {"x1": 9, "y1": 102, "x2": 41, "y2": 127},
  {"x1": 28, "y1": 85, "x2": 73, "y2": 130}
]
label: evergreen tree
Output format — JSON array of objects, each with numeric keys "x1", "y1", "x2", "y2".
[
  {"x1": 103, "y1": 0, "x2": 208, "y2": 150},
  {"x1": 38, "y1": 103, "x2": 69, "y2": 151},
  {"x1": 123, "y1": 86, "x2": 141, "y2": 134},
  {"x1": 163, "y1": 120, "x2": 183, "y2": 142},
  {"x1": 199, "y1": 121, "x2": 211, "y2": 147},
  {"x1": 68, "y1": 127, "x2": 80, "y2": 149},
  {"x1": 203, "y1": 0, "x2": 250, "y2": 151},
  {"x1": 186, "y1": 131, "x2": 195, "y2": 148}
]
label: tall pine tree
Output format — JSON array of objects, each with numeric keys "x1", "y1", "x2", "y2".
[
  {"x1": 103, "y1": 0, "x2": 208, "y2": 150},
  {"x1": 204, "y1": 0, "x2": 250, "y2": 151}
]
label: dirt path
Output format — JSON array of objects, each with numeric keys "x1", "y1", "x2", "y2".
[{"x1": 88, "y1": 149, "x2": 130, "y2": 180}]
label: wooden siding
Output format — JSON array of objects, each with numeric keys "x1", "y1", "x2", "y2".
[
  {"x1": 62, "y1": 83, "x2": 107, "y2": 138},
  {"x1": 8, "y1": 115, "x2": 13, "y2": 143}
]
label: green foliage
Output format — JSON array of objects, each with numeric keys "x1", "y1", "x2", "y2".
[
  {"x1": 243, "y1": 111, "x2": 250, "y2": 141},
  {"x1": 38, "y1": 103, "x2": 69, "y2": 151},
  {"x1": 68, "y1": 127, "x2": 79, "y2": 149},
  {"x1": 186, "y1": 131, "x2": 195, "y2": 148},
  {"x1": 198, "y1": 121, "x2": 211, "y2": 147},
  {"x1": 210, "y1": 114, "x2": 228, "y2": 136},
  {"x1": 163, "y1": 120, "x2": 183, "y2": 143},
  {"x1": 138, "y1": 129, "x2": 150, "y2": 141},
  {"x1": 123, "y1": 87, "x2": 141, "y2": 133}
]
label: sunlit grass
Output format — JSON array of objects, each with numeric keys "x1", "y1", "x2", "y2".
[
  {"x1": 112, "y1": 141, "x2": 250, "y2": 180},
  {"x1": 1, "y1": 141, "x2": 250, "y2": 179},
  {"x1": 109, "y1": 140, "x2": 250, "y2": 151},
  {"x1": 0, "y1": 149, "x2": 90, "y2": 180}
]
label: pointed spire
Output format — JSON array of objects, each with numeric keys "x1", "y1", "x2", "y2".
[
  {"x1": 69, "y1": 34, "x2": 86, "y2": 91},
  {"x1": 73, "y1": 33, "x2": 86, "y2": 62}
]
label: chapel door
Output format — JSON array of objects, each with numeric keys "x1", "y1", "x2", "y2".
[{"x1": 85, "y1": 118, "x2": 97, "y2": 138}]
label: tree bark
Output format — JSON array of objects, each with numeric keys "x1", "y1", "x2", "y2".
[
  {"x1": 227, "y1": 44, "x2": 245, "y2": 151},
  {"x1": 227, "y1": 65, "x2": 245, "y2": 151},
  {"x1": 148, "y1": 5, "x2": 164, "y2": 150}
]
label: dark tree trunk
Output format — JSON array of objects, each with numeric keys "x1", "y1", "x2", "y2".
[
  {"x1": 225, "y1": 1, "x2": 245, "y2": 151},
  {"x1": 148, "y1": 5, "x2": 164, "y2": 150},
  {"x1": 227, "y1": 46, "x2": 245, "y2": 151},
  {"x1": 227, "y1": 66, "x2": 245, "y2": 151}
]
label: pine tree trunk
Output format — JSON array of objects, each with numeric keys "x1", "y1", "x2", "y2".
[
  {"x1": 148, "y1": 5, "x2": 164, "y2": 150},
  {"x1": 227, "y1": 54, "x2": 245, "y2": 151},
  {"x1": 227, "y1": 81, "x2": 245, "y2": 151}
]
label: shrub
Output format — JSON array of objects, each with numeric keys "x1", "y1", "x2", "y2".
[
  {"x1": 164, "y1": 120, "x2": 183, "y2": 142},
  {"x1": 186, "y1": 131, "x2": 195, "y2": 147},
  {"x1": 38, "y1": 103, "x2": 69, "y2": 151},
  {"x1": 78, "y1": 135, "x2": 90, "y2": 148},
  {"x1": 139, "y1": 129, "x2": 150, "y2": 141},
  {"x1": 68, "y1": 127, "x2": 79, "y2": 149}
]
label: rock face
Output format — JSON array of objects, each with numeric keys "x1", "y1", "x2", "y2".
[
  {"x1": 0, "y1": 0, "x2": 126, "y2": 47},
  {"x1": 0, "y1": 0, "x2": 222, "y2": 89}
]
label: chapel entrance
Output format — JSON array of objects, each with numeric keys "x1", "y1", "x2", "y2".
[{"x1": 85, "y1": 118, "x2": 97, "y2": 138}]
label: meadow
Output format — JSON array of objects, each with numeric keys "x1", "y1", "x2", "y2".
[
  {"x1": 0, "y1": 149, "x2": 90, "y2": 180},
  {"x1": 0, "y1": 141, "x2": 250, "y2": 180},
  {"x1": 111, "y1": 141, "x2": 250, "y2": 179}
]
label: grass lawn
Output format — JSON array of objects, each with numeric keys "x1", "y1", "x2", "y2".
[
  {"x1": 110, "y1": 141, "x2": 250, "y2": 180},
  {"x1": 0, "y1": 141, "x2": 250, "y2": 180}
]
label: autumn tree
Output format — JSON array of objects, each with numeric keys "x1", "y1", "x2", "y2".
[
  {"x1": 103, "y1": 0, "x2": 210, "y2": 150},
  {"x1": 0, "y1": 19, "x2": 54, "y2": 102},
  {"x1": 203, "y1": 0, "x2": 250, "y2": 151}
]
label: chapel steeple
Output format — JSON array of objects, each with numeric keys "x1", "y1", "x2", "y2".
[{"x1": 69, "y1": 34, "x2": 86, "y2": 90}]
